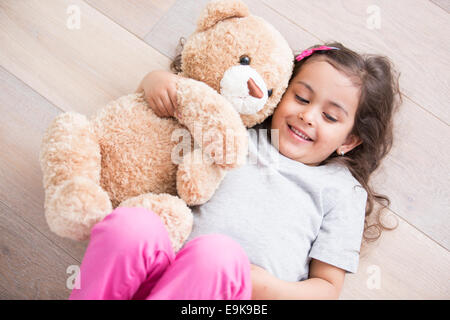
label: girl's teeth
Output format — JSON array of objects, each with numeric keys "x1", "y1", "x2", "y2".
[{"x1": 290, "y1": 126, "x2": 311, "y2": 141}]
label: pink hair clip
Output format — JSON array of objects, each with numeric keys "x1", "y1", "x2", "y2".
[{"x1": 295, "y1": 46, "x2": 340, "y2": 62}]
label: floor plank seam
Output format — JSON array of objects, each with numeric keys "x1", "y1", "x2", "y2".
[
  {"x1": 429, "y1": 0, "x2": 450, "y2": 14},
  {"x1": 80, "y1": 0, "x2": 169, "y2": 58},
  {"x1": 144, "y1": 0, "x2": 177, "y2": 41},
  {"x1": 0, "y1": 198, "x2": 82, "y2": 265},
  {"x1": 401, "y1": 92, "x2": 449, "y2": 127},
  {"x1": 385, "y1": 205, "x2": 449, "y2": 252},
  {"x1": 0, "y1": 66, "x2": 65, "y2": 115},
  {"x1": 261, "y1": 0, "x2": 324, "y2": 47},
  {"x1": 81, "y1": 0, "x2": 142, "y2": 41},
  {"x1": 143, "y1": 40, "x2": 174, "y2": 60}
]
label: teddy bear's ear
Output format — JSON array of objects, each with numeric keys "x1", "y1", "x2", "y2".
[{"x1": 196, "y1": 0, "x2": 249, "y2": 32}]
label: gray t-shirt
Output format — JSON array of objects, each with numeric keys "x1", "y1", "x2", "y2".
[{"x1": 185, "y1": 119, "x2": 367, "y2": 282}]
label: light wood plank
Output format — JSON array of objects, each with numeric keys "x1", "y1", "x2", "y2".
[
  {"x1": 0, "y1": 66, "x2": 88, "y2": 261},
  {"x1": 370, "y1": 97, "x2": 450, "y2": 249},
  {"x1": 144, "y1": 0, "x2": 319, "y2": 60},
  {"x1": 0, "y1": 201, "x2": 78, "y2": 299},
  {"x1": 143, "y1": 0, "x2": 210, "y2": 59},
  {"x1": 430, "y1": 0, "x2": 450, "y2": 13},
  {"x1": 341, "y1": 209, "x2": 450, "y2": 299},
  {"x1": 0, "y1": 0, "x2": 171, "y2": 116},
  {"x1": 263, "y1": 0, "x2": 450, "y2": 124},
  {"x1": 85, "y1": 0, "x2": 176, "y2": 39}
]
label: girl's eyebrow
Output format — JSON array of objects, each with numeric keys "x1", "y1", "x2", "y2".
[{"x1": 295, "y1": 80, "x2": 349, "y2": 117}]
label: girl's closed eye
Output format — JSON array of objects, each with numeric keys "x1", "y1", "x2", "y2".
[
  {"x1": 295, "y1": 94, "x2": 338, "y2": 122},
  {"x1": 295, "y1": 94, "x2": 309, "y2": 104},
  {"x1": 323, "y1": 113, "x2": 338, "y2": 122}
]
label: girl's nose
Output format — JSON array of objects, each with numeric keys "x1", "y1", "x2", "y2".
[{"x1": 298, "y1": 110, "x2": 314, "y2": 126}]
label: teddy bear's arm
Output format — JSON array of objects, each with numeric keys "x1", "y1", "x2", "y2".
[
  {"x1": 174, "y1": 77, "x2": 248, "y2": 170},
  {"x1": 176, "y1": 148, "x2": 227, "y2": 206}
]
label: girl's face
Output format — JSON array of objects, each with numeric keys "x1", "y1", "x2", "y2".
[{"x1": 271, "y1": 57, "x2": 362, "y2": 166}]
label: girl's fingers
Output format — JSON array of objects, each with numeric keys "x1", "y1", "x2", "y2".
[
  {"x1": 163, "y1": 91, "x2": 175, "y2": 117},
  {"x1": 142, "y1": 89, "x2": 175, "y2": 118},
  {"x1": 157, "y1": 96, "x2": 170, "y2": 117},
  {"x1": 168, "y1": 87, "x2": 178, "y2": 115},
  {"x1": 148, "y1": 96, "x2": 162, "y2": 117}
]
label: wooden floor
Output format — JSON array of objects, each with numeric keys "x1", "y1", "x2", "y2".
[{"x1": 0, "y1": 0, "x2": 449, "y2": 299}]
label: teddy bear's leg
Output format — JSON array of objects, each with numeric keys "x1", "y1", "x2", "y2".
[
  {"x1": 40, "y1": 112, "x2": 112, "y2": 241},
  {"x1": 176, "y1": 148, "x2": 226, "y2": 206},
  {"x1": 118, "y1": 193, "x2": 193, "y2": 253}
]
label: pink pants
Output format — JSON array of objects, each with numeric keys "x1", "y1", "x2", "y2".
[{"x1": 69, "y1": 207, "x2": 252, "y2": 300}]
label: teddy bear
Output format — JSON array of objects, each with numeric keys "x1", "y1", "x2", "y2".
[{"x1": 39, "y1": 0, "x2": 294, "y2": 252}]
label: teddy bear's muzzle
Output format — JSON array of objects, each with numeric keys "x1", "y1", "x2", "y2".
[{"x1": 219, "y1": 65, "x2": 269, "y2": 115}]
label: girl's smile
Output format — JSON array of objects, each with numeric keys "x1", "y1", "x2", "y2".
[
  {"x1": 271, "y1": 57, "x2": 362, "y2": 166},
  {"x1": 287, "y1": 123, "x2": 314, "y2": 142}
]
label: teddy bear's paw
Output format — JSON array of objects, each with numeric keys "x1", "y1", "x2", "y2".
[
  {"x1": 119, "y1": 193, "x2": 193, "y2": 253},
  {"x1": 199, "y1": 128, "x2": 248, "y2": 170},
  {"x1": 45, "y1": 177, "x2": 112, "y2": 241},
  {"x1": 175, "y1": 77, "x2": 248, "y2": 170},
  {"x1": 177, "y1": 149, "x2": 227, "y2": 206}
]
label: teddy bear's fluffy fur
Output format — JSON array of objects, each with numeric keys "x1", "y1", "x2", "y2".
[{"x1": 40, "y1": 0, "x2": 294, "y2": 252}]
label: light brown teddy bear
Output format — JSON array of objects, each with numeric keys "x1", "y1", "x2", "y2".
[{"x1": 39, "y1": 0, "x2": 293, "y2": 252}]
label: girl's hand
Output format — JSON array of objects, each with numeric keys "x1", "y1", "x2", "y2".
[{"x1": 136, "y1": 70, "x2": 179, "y2": 118}]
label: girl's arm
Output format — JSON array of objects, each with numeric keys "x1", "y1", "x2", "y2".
[{"x1": 250, "y1": 259, "x2": 345, "y2": 300}]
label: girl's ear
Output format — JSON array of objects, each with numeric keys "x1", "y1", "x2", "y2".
[
  {"x1": 196, "y1": 0, "x2": 249, "y2": 32},
  {"x1": 341, "y1": 134, "x2": 362, "y2": 153}
]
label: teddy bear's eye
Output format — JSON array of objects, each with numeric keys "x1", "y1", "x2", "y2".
[
  {"x1": 239, "y1": 55, "x2": 251, "y2": 65},
  {"x1": 268, "y1": 89, "x2": 273, "y2": 97}
]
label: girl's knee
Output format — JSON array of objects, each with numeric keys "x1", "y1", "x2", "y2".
[
  {"x1": 182, "y1": 234, "x2": 251, "y2": 299},
  {"x1": 188, "y1": 234, "x2": 249, "y2": 272},
  {"x1": 91, "y1": 207, "x2": 170, "y2": 250}
]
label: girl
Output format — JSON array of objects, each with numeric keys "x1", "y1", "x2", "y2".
[{"x1": 70, "y1": 42, "x2": 401, "y2": 300}]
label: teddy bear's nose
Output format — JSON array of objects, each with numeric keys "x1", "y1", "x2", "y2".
[{"x1": 247, "y1": 78, "x2": 264, "y2": 99}]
